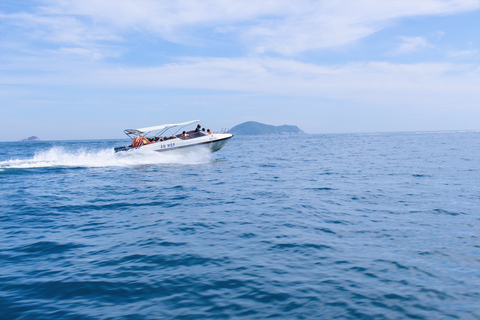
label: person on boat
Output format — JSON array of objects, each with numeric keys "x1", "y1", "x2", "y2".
[
  {"x1": 132, "y1": 135, "x2": 144, "y2": 148},
  {"x1": 207, "y1": 129, "x2": 212, "y2": 134},
  {"x1": 195, "y1": 124, "x2": 201, "y2": 132}
]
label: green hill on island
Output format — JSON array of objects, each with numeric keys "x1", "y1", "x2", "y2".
[
  {"x1": 20, "y1": 136, "x2": 40, "y2": 142},
  {"x1": 230, "y1": 121, "x2": 305, "y2": 135}
]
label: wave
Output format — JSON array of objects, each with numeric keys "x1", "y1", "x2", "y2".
[{"x1": 0, "y1": 146, "x2": 213, "y2": 169}]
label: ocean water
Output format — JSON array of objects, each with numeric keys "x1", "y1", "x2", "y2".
[{"x1": 0, "y1": 132, "x2": 479, "y2": 320}]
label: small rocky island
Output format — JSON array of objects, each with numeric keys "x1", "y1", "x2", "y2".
[
  {"x1": 230, "y1": 121, "x2": 305, "y2": 135},
  {"x1": 21, "y1": 136, "x2": 40, "y2": 142}
]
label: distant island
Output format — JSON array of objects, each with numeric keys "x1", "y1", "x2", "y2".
[
  {"x1": 21, "y1": 136, "x2": 40, "y2": 142},
  {"x1": 230, "y1": 121, "x2": 305, "y2": 135}
]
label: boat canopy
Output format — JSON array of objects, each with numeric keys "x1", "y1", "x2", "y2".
[{"x1": 124, "y1": 120, "x2": 200, "y2": 136}]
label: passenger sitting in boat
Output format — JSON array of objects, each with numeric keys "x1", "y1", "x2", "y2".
[
  {"x1": 132, "y1": 135, "x2": 144, "y2": 148},
  {"x1": 207, "y1": 129, "x2": 212, "y2": 134},
  {"x1": 195, "y1": 124, "x2": 201, "y2": 132}
]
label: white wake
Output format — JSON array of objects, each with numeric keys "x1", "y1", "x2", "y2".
[{"x1": 0, "y1": 146, "x2": 213, "y2": 169}]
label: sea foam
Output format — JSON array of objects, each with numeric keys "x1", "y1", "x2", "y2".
[{"x1": 0, "y1": 145, "x2": 212, "y2": 169}]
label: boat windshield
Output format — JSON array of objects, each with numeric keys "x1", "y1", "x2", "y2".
[{"x1": 176, "y1": 131, "x2": 207, "y2": 140}]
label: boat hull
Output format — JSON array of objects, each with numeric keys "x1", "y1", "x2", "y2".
[{"x1": 114, "y1": 133, "x2": 233, "y2": 154}]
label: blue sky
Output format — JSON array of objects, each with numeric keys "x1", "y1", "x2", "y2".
[{"x1": 1, "y1": 0, "x2": 479, "y2": 141}]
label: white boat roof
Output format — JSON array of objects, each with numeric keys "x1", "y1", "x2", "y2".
[{"x1": 125, "y1": 120, "x2": 199, "y2": 134}]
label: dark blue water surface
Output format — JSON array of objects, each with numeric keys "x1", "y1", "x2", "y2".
[{"x1": 1, "y1": 132, "x2": 479, "y2": 320}]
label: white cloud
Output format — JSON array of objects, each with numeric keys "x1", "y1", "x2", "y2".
[
  {"x1": 447, "y1": 49, "x2": 479, "y2": 57},
  {"x1": 96, "y1": 59, "x2": 480, "y2": 107},
  {"x1": 2, "y1": 0, "x2": 479, "y2": 56},
  {"x1": 393, "y1": 36, "x2": 431, "y2": 54},
  {"x1": 3, "y1": 55, "x2": 478, "y2": 110},
  {"x1": 0, "y1": 12, "x2": 120, "y2": 46},
  {"x1": 57, "y1": 47, "x2": 105, "y2": 60},
  {"x1": 1, "y1": 0, "x2": 479, "y2": 140}
]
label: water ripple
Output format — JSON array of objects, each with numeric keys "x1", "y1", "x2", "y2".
[{"x1": 1, "y1": 133, "x2": 479, "y2": 319}]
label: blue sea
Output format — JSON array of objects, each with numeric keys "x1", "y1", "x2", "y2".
[{"x1": 1, "y1": 132, "x2": 479, "y2": 320}]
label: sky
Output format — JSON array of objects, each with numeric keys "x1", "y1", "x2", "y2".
[{"x1": 0, "y1": 0, "x2": 479, "y2": 141}]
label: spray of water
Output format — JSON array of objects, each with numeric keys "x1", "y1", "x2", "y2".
[{"x1": 0, "y1": 146, "x2": 213, "y2": 169}]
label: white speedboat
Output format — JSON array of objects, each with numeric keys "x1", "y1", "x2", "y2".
[{"x1": 114, "y1": 120, "x2": 233, "y2": 153}]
